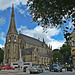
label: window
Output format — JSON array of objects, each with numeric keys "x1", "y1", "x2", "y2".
[
  {"x1": 47, "y1": 58, "x2": 48, "y2": 63},
  {"x1": 9, "y1": 36, "x2": 11, "y2": 39},
  {"x1": 72, "y1": 41, "x2": 75, "y2": 46},
  {"x1": 42, "y1": 58, "x2": 43, "y2": 63},
  {"x1": 24, "y1": 63, "x2": 30, "y2": 65},
  {"x1": 44, "y1": 58, "x2": 46, "y2": 63},
  {"x1": 13, "y1": 63, "x2": 18, "y2": 65},
  {"x1": 23, "y1": 45, "x2": 24, "y2": 49},
  {"x1": 37, "y1": 48, "x2": 38, "y2": 51}
]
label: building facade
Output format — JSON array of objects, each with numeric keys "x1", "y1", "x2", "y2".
[
  {"x1": 4, "y1": 4, "x2": 53, "y2": 66},
  {"x1": 70, "y1": 29, "x2": 75, "y2": 65}
]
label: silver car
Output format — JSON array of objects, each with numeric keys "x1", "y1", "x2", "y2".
[
  {"x1": 50, "y1": 64, "x2": 61, "y2": 72},
  {"x1": 45, "y1": 65, "x2": 50, "y2": 70},
  {"x1": 29, "y1": 66, "x2": 43, "y2": 74}
]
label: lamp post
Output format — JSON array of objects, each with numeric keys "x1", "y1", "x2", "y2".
[{"x1": 56, "y1": 58, "x2": 58, "y2": 64}]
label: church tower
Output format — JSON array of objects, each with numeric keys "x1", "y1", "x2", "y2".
[{"x1": 5, "y1": 4, "x2": 19, "y2": 64}]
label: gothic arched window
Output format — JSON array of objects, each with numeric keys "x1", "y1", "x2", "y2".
[{"x1": 23, "y1": 45, "x2": 24, "y2": 49}]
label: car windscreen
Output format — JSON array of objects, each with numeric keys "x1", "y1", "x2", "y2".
[
  {"x1": 53, "y1": 64, "x2": 59, "y2": 67},
  {"x1": 32, "y1": 66, "x2": 38, "y2": 68}
]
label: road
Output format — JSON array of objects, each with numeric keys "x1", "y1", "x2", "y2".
[
  {"x1": 26, "y1": 72, "x2": 75, "y2": 75},
  {"x1": 0, "y1": 70, "x2": 75, "y2": 75}
]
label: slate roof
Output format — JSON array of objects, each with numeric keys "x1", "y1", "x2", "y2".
[
  {"x1": 38, "y1": 52, "x2": 48, "y2": 57},
  {"x1": 21, "y1": 34, "x2": 43, "y2": 47},
  {"x1": 21, "y1": 47, "x2": 52, "y2": 57},
  {"x1": 38, "y1": 52, "x2": 52, "y2": 57},
  {"x1": 48, "y1": 53, "x2": 53, "y2": 57},
  {"x1": 22, "y1": 48, "x2": 34, "y2": 55}
]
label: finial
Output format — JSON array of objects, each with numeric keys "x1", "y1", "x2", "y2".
[
  {"x1": 11, "y1": 4, "x2": 14, "y2": 16},
  {"x1": 38, "y1": 37, "x2": 40, "y2": 40},
  {"x1": 49, "y1": 44, "x2": 50, "y2": 49},
  {"x1": 51, "y1": 45, "x2": 52, "y2": 50},
  {"x1": 19, "y1": 31, "x2": 21, "y2": 34},
  {"x1": 12, "y1": 4, "x2": 14, "y2": 7},
  {"x1": 43, "y1": 38, "x2": 45, "y2": 43}
]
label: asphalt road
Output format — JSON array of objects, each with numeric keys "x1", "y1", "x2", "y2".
[
  {"x1": 25, "y1": 72, "x2": 75, "y2": 75},
  {"x1": 0, "y1": 70, "x2": 75, "y2": 75}
]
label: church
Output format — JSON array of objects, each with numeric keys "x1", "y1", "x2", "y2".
[{"x1": 4, "y1": 4, "x2": 53, "y2": 67}]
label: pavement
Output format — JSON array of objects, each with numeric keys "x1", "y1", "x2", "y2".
[{"x1": 0, "y1": 69, "x2": 29, "y2": 75}]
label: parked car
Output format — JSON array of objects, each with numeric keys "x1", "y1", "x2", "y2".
[
  {"x1": 45, "y1": 65, "x2": 50, "y2": 70},
  {"x1": 67, "y1": 66, "x2": 72, "y2": 71},
  {"x1": 6, "y1": 66, "x2": 11, "y2": 70},
  {"x1": 50, "y1": 64, "x2": 61, "y2": 72},
  {"x1": 29, "y1": 66, "x2": 43, "y2": 74},
  {"x1": 6, "y1": 66, "x2": 15, "y2": 70},
  {"x1": 0, "y1": 66, "x2": 6, "y2": 70},
  {"x1": 10, "y1": 67, "x2": 15, "y2": 70},
  {"x1": 61, "y1": 66, "x2": 72, "y2": 72},
  {"x1": 1, "y1": 67, "x2": 6, "y2": 70}
]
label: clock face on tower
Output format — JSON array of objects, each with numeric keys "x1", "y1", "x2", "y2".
[
  {"x1": 9, "y1": 39, "x2": 11, "y2": 42},
  {"x1": 14, "y1": 39, "x2": 16, "y2": 42}
]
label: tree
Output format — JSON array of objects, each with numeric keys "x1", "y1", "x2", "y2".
[
  {"x1": 60, "y1": 44, "x2": 71, "y2": 64},
  {"x1": 52, "y1": 49, "x2": 63, "y2": 64},
  {"x1": 27, "y1": 0, "x2": 75, "y2": 29},
  {"x1": 0, "y1": 48, "x2": 4, "y2": 64}
]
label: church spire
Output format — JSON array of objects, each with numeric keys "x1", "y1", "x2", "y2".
[
  {"x1": 7, "y1": 4, "x2": 18, "y2": 35},
  {"x1": 43, "y1": 38, "x2": 45, "y2": 44}
]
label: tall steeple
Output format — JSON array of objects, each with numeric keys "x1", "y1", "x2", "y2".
[
  {"x1": 43, "y1": 38, "x2": 45, "y2": 44},
  {"x1": 7, "y1": 4, "x2": 18, "y2": 35}
]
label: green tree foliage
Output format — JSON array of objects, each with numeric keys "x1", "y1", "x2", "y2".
[
  {"x1": 0, "y1": 48, "x2": 4, "y2": 64},
  {"x1": 60, "y1": 44, "x2": 71, "y2": 64},
  {"x1": 53, "y1": 49, "x2": 62, "y2": 64},
  {"x1": 27, "y1": 0, "x2": 75, "y2": 28}
]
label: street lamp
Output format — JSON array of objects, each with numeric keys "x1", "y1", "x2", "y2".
[{"x1": 56, "y1": 58, "x2": 58, "y2": 64}]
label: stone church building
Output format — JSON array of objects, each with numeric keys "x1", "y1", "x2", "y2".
[{"x1": 4, "y1": 4, "x2": 52, "y2": 66}]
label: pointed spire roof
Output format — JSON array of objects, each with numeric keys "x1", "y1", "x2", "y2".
[
  {"x1": 49, "y1": 44, "x2": 50, "y2": 49},
  {"x1": 7, "y1": 4, "x2": 18, "y2": 35},
  {"x1": 51, "y1": 45, "x2": 52, "y2": 50},
  {"x1": 43, "y1": 38, "x2": 45, "y2": 44}
]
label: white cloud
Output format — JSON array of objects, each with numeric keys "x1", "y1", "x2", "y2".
[
  {"x1": 0, "y1": 44, "x2": 4, "y2": 48},
  {"x1": 0, "y1": 17, "x2": 6, "y2": 25},
  {"x1": 0, "y1": 32, "x2": 5, "y2": 48},
  {"x1": 0, "y1": 0, "x2": 28, "y2": 10},
  {"x1": 18, "y1": 25, "x2": 65, "y2": 50},
  {"x1": 17, "y1": 25, "x2": 27, "y2": 31},
  {"x1": 0, "y1": 0, "x2": 30, "y2": 17},
  {"x1": 16, "y1": 6, "x2": 29, "y2": 17},
  {"x1": 48, "y1": 39, "x2": 65, "y2": 50},
  {"x1": 0, "y1": 32, "x2": 6, "y2": 42}
]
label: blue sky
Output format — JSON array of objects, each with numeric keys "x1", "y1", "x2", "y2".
[{"x1": 0, "y1": 0, "x2": 73, "y2": 50}]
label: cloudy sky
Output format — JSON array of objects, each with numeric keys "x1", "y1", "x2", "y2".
[{"x1": 0, "y1": 0, "x2": 71, "y2": 50}]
